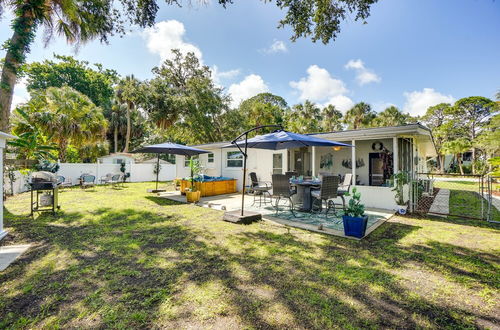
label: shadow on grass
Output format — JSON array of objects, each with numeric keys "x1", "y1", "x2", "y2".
[
  {"x1": 144, "y1": 196, "x2": 184, "y2": 206},
  {"x1": 1, "y1": 204, "x2": 498, "y2": 329}
]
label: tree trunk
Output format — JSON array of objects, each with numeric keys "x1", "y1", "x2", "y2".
[
  {"x1": 123, "y1": 104, "x2": 131, "y2": 152},
  {"x1": 59, "y1": 139, "x2": 68, "y2": 162},
  {"x1": 438, "y1": 154, "x2": 445, "y2": 174},
  {"x1": 114, "y1": 126, "x2": 118, "y2": 153},
  {"x1": 457, "y1": 153, "x2": 464, "y2": 175},
  {"x1": 0, "y1": 16, "x2": 36, "y2": 132}
]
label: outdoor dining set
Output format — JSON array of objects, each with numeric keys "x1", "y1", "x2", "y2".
[{"x1": 249, "y1": 171, "x2": 353, "y2": 218}]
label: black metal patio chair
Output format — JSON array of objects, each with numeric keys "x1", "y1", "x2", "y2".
[
  {"x1": 271, "y1": 174, "x2": 296, "y2": 216},
  {"x1": 311, "y1": 175, "x2": 340, "y2": 218},
  {"x1": 249, "y1": 172, "x2": 272, "y2": 206}
]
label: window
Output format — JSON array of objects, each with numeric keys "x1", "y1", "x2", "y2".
[
  {"x1": 113, "y1": 158, "x2": 125, "y2": 165},
  {"x1": 273, "y1": 153, "x2": 283, "y2": 174},
  {"x1": 208, "y1": 153, "x2": 214, "y2": 163},
  {"x1": 184, "y1": 155, "x2": 198, "y2": 167},
  {"x1": 226, "y1": 151, "x2": 243, "y2": 167},
  {"x1": 462, "y1": 152, "x2": 472, "y2": 162}
]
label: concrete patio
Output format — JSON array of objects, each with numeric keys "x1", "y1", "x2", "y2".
[{"x1": 159, "y1": 191, "x2": 394, "y2": 239}]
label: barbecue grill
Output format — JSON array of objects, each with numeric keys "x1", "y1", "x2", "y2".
[{"x1": 30, "y1": 171, "x2": 61, "y2": 215}]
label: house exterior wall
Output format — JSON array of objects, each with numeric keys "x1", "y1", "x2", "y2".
[
  {"x1": 313, "y1": 138, "x2": 393, "y2": 186},
  {"x1": 176, "y1": 147, "x2": 288, "y2": 191}
]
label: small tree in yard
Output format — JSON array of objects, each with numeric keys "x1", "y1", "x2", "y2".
[{"x1": 447, "y1": 97, "x2": 498, "y2": 174}]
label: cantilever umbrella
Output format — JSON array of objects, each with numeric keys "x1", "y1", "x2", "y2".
[
  {"x1": 132, "y1": 142, "x2": 209, "y2": 192},
  {"x1": 224, "y1": 127, "x2": 353, "y2": 220}
]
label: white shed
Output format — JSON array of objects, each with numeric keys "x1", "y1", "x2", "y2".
[
  {"x1": 0, "y1": 131, "x2": 16, "y2": 240},
  {"x1": 98, "y1": 153, "x2": 136, "y2": 165}
]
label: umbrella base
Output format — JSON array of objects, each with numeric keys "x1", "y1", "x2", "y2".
[{"x1": 223, "y1": 210, "x2": 262, "y2": 224}]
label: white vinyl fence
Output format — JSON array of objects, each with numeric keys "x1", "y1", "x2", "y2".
[{"x1": 5, "y1": 162, "x2": 176, "y2": 195}]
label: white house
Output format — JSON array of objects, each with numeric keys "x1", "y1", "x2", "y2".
[
  {"x1": 176, "y1": 124, "x2": 437, "y2": 211},
  {"x1": 98, "y1": 153, "x2": 136, "y2": 165},
  {"x1": 0, "y1": 131, "x2": 16, "y2": 240}
]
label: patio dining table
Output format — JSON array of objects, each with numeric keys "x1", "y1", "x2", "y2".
[{"x1": 291, "y1": 179, "x2": 321, "y2": 212}]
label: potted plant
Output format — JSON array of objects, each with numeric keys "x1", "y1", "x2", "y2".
[
  {"x1": 391, "y1": 172, "x2": 409, "y2": 215},
  {"x1": 120, "y1": 162, "x2": 130, "y2": 183},
  {"x1": 186, "y1": 158, "x2": 201, "y2": 203},
  {"x1": 342, "y1": 187, "x2": 368, "y2": 238}
]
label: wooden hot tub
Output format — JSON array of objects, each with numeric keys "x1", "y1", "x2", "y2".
[{"x1": 180, "y1": 178, "x2": 237, "y2": 197}]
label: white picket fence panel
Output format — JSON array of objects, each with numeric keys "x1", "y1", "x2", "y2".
[{"x1": 4, "y1": 162, "x2": 176, "y2": 195}]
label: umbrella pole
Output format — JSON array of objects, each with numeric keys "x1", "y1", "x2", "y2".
[
  {"x1": 241, "y1": 134, "x2": 248, "y2": 216},
  {"x1": 156, "y1": 153, "x2": 160, "y2": 191}
]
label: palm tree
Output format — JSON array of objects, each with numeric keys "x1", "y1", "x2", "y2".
[
  {"x1": 110, "y1": 99, "x2": 128, "y2": 153},
  {"x1": 8, "y1": 131, "x2": 57, "y2": 167},
  {"x1": 372, "y1": 106, "x2": 409, "y2": 127},
  {"x1": 285, "y1": 100, "x2": 322, "y2": 133},
  {"x1": 115, "y1": 75, "x2": 140, "y2": 152},
  {"x1": 21, "y1": 86, "x2": 108, "y2": 161},
  {"x1": 442, "y1": 138, "x2": 472, "y2": 175},
  {"x1": 344, "y1": 102, "x2": 375, "y2": 129},
  {"x1": 321, "y1": 104, "x2": 343, "y2": 131},
  {"x1": 0, "y1": 0, "x2": 121, "y2": 132}
]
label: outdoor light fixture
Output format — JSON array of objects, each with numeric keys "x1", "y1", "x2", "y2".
[{"x1": 332, "y1": 146, "x2": 342, "y2": 151}]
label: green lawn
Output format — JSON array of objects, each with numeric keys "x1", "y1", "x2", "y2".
[
  {"x1": 1, "y1": 183, "x2": 499, "y2": 329},
  {"x1": 432, "y1": 180, "x2": 500, "y2": 221}
]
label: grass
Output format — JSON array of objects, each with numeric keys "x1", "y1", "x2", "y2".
[
  {"x1": 1, "y1": 182, "x2": 499, "y2": 329},
  {"x1": 432, "y1": 180, "x2": 500, "y2": 221}
]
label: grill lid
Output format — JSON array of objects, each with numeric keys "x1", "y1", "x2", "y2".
[{"x1": 31, "y1": 171, "x2": 57, "y2": 183}]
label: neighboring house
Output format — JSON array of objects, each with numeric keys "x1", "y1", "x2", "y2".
[
  {"x1": 443, "y1": 152, "x2": 473, "y2": 172},
  {"x1": 176, "y1": 124, "x2": 437, "y2": 210},
  {"x1": 140, "y1": 157, "x2": 173, "y2": 164},
  {"x1": 98, "y1": 153, "x2": 136, "y2": 165}
]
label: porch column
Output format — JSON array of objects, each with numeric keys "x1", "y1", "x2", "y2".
[
  {"x1": 393, "y1": 137, "x2": 399, "y2": 183},
  {"x1": 311, "y1": 146, "x2": 317, "y2": 177},
  {"x1": 351, "y1": 140, "x2": 356, "y2": 186}
]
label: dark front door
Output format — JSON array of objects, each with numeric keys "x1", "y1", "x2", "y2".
[{"x1": 369, "y1": 153, "x2": 384, "y2": 186}]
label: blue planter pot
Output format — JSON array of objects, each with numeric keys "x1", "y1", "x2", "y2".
[{"x1": 342, "y1": 215, "x2": 369, "y2": 238}]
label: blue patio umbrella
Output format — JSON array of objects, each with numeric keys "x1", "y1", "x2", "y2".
[
  {"x1": 133, "y1": 142, "x2": 209, "y2": 191},
  {"x1": 229, "y1": 130, "x2": 353, "y2": 150},
  {"x1": 225, "y1": 126, "x2": 353, "y2": 218}
]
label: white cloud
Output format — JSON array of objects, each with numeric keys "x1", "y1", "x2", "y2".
[
  {"x1": 212, "y1": 65, "x2": 240, "y2": 86},
  {"x1": 321, "y1": 95, "x2": 355, "y2": 113},
  {"x1": 11, "y1": 79, "x2": 29, "y2": 110},
  {"x1": 345, "y1": 59, "x2": 381, "y2": 86},
  {"x1": 228, "y1": 74, "x2": 269, "y2": 108},
  {"x1": 262, "y1": 39, "x2": 288, "y2": 54},
  {"x1": 290, "y1": 65, "x2": 354, "y2": 112},
  {"x1": 403, "y1": 88, "x2": 455, "y2": 117},
  {"x1": 142, "y1": 20, "x2": 202, "y2": 63},
  {"x1": 290, "y1": 65, "x2": 348, "y2": 102},
  {"x1": 372, "y1": 101, "x2": 397, "y2": 113}
]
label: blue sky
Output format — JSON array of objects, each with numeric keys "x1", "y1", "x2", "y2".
[{"x1": 1, "y1": 0, "x2": 499, "y2": 116}]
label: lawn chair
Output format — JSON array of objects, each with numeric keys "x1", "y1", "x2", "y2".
[
  {"x1": 80, "y1": 174, "x2": 96, "y2": 189},
  {"x1": 311, "y1": 175, "x2": 340, "y2": 218},
  {"x1": 100, "y1": 173, "x2": 113, "y2": 185},
  {"x1": 249, "y1": 172, "x2": 272, "y2": 207},
  {"x1": 57, "y1": 175, "x2": 72, "y2": 188},
  {"x1": 271, "y1": 174, "x2": 296, "y2": 216},
  {"x1": 337, "y1": 173, "x2": 352, "y2": 211},
  {"x1": 109, "y1": 174, "x2": 123, "y2": 188}
]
